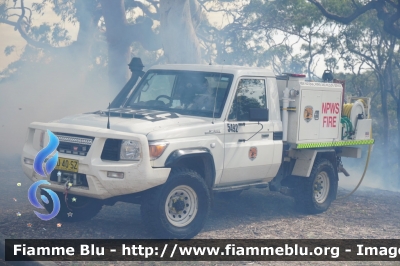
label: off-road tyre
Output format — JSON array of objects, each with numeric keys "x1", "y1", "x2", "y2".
[
  {"x1": 140, "y1": 168, "x2": 211, "y2": 239},
  {"x1": 41, "y1": 190, "x2": 103, "y2": 222},
  {"x1": 294, "y1": 158, "x2": 338, "y2": 214}
]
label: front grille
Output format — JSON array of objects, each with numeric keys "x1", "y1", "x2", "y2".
[
  {"x1": 55, "y1": 133, "x2": 94, "y2": 156},
  {"x1": 101, "y1": 139, "x2": 121, "y2": 161}
]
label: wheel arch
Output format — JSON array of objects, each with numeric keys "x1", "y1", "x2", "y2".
[
  {"x1": 289, "y1": 149, "x2": 338, "y2": 178},
  {"x1": 165, "y1": 148, "x2": 216, "y2": 188}
]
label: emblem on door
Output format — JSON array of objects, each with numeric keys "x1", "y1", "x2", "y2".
[
  {"x1": 304, "y1": 105, "x2": 313, "y2": 122},
  {"x1": 249, "y1": 146, "x2": 257, "y2": 160}
]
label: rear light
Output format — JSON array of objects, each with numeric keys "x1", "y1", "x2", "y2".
[{"x1": 289, "y1": 73, "x2": 306, "y2": 77}]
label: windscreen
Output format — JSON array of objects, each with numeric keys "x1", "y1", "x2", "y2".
[{"x1": 123, "y1": 70, "x2": 234, "y2": 118}]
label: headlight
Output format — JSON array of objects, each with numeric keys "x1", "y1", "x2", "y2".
[
  {"x1": 120, "y1": 140, "x2": 142, "y2": 161},
  {"x1": 149, "y1": 141, "x2": 169, "y2": 160}
]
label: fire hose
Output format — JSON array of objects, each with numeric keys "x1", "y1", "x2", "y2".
[{"x1": 337, "y1": 100, "x2": 372, "y2": 200}]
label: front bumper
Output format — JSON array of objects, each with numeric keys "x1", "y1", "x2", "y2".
[{"x1": 21, "y1": 122, "x2": 171, "y2": 199}]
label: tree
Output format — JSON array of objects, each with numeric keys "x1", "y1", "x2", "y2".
[
  {"x1": 341, "y1": 12, "x2": 396, "y2": 147},
  {"x1": 100, "y1": 0, "x2": 161, "y2": 89},
  {"x1": 308, "y1": 0, "x2": 400, "y2": 183},
  {"x1": 212, "y1": 0, "x2": 340, "y2": 77},
  {"x1": 308, "y1": 0, "x2": 400, "y2": 39},
  {"x1": 160, "y1": 0, "x2": 202, "y2": 63},
  {"x1": 0, "y1": 0, "x2": 209, "y2": 89},
  {"x1": 1, "y1": 0, "x2": 96, "y2": 81}
]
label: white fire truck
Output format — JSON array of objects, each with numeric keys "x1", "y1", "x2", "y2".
[{"x1": 21, "y1": 65, "x2": 374, "y2": 238}]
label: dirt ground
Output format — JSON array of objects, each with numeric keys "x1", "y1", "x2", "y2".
[{"x1": 1, "y1": 156, "x2": 400, "y2": 266}]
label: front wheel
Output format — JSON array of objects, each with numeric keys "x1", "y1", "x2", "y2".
[
  {"x1": 294, "y1": 158, "x2": 338, "y2": 214},
  {"x1": 140, "y1": 168, "x2": 211, "y2": 239}
]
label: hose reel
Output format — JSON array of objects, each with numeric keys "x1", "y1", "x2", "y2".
[
  {"x1": 341, "y1": 99, "x2": 367, "y2": 140},
  {"x1": 338, "y1": 98, "x2": 372, "y2": 200}
]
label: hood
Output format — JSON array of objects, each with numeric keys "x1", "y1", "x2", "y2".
[{"x1": 54, "y1": 108, "x2": 210, "y2": 135}]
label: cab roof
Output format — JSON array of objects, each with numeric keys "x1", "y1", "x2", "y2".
[{"x1": 148, "y1": 64, "x2": 276, "y2": 78}]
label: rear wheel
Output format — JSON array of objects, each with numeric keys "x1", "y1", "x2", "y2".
[
  {"x1": 294, "y1": 158, "x2": 338, "y2": 214},
  {"x1": 41, "y1": 190, "x2": 103, "y2": 222},
  {"x1": 140, "y1": 168, "x2": 211, "y2": 239}
]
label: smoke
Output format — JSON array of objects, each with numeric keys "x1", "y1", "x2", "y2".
[
  {"x1": 2, "y1": 55, "x2": 394, "y2": 195},
  {"x1": 0, "y1": 56, "x2": 114, "y2": 157},
  {"x1": 0, "y1": 0, "x2": 396, "y2": 196},
  {"x1": 339, "y1": 154, "x2": 399, "y2": 193}
]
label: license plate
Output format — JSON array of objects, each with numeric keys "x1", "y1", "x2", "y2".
[{"x1": 55, "y1": 157, "x2": 79, "y2": 173}]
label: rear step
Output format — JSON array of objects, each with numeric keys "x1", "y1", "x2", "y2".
[{"x1": 338, "y1": 165, "x2": 350, "y2": 177}]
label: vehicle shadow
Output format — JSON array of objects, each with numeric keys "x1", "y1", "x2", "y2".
[
  {"x1": 203, "y1": 189, "x2": 300, "y2": 233},
  {"x1": 91, "y1": 188, "x2": 302, "y2": 239}
]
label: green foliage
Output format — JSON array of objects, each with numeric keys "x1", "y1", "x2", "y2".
[
  {"x1": 207, "y1": 0, "x2": 400, "y2": 182},
  {"x1": 32, "y1": 0, "x2": 100, "y2": 23},
  {"x1": 320, "y1": 0, "x2": 356, "y2": 16},
  {"x1": 210, "y1": 0, "x2": 339, "y2": 77},
  {"x1": 4, "y1": 45, "x2": 15, "y2": 56},
  {"x1": 0, "y1": 2, "x2": 6, "y2": 18}
]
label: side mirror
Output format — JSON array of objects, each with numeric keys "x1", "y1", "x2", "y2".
[{"x1": 249, "y1": 108, "x2": 269, "y2": 121}]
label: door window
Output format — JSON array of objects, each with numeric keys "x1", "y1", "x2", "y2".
[{"x1": 228, "y1": 79, "x2": 267, "y2": 121}]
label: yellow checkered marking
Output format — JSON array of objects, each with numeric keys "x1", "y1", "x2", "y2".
[{"x1": 297, "y1": 139, "x2": 375, "y2": 149}]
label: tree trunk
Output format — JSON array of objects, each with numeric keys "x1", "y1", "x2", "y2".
[
  {"x1": 379, "y1": 76, "x2": 389, "y2": 147},
  {"x1": 160, "y1": 0, "x2": 202, "y2": 63},
  {"x1": 74, "y1": 0, "x2": 99, "y2": 49},
  {"x1": 69, "y1": 0, "x2": 100, "y2": 81},
  {"x1": 101, "y1": 0, "x2": 131, "y2": 92}
]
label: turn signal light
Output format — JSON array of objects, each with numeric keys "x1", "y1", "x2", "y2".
[{"x1": 149, "y1": 141, "x2": 169, "y2": 160}]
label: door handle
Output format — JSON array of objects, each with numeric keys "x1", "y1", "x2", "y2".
[{"x1": 262, "y1": 134, "x2": 269, "y2": 138}]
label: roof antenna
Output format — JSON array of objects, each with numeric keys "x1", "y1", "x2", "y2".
[
  {"x1": 107, "y1": 103, "x2": 111, "y2": 129},
  {"x1": 212, "y1": 60, "x2": 224, "y2": 124}
]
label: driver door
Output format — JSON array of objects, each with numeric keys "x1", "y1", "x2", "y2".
[{"x1": 220, "y1": 78, "x2": 275, "y2": 184}]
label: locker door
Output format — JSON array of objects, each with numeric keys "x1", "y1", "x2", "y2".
[{"x1": 298, "y1": 90, "x2": 321, "y2": 140}]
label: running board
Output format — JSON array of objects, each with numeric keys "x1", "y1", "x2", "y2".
[{"x1": 213, "y1": 181, "x2": 269, "y2": 192}]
